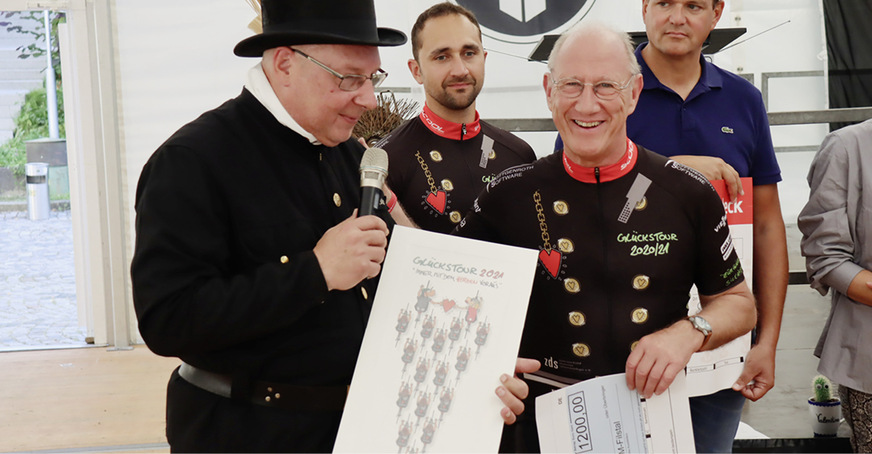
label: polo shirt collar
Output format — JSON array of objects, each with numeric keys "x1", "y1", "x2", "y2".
[{"x1": 635, "y1": 42, "x2": 724, "y2": 101}]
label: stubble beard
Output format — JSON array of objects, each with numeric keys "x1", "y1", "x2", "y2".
[{"x1": 434, "y1": 77, "x2": 481, "y2": 112}]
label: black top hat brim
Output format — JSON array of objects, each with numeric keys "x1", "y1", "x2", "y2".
[{"x1": 234, "y1": 27, "x2": 406, "y2": 57}]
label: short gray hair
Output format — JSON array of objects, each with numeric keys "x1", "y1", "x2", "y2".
[{"x1": 547, "y1": 21, "x2": 640, "y2": 77}]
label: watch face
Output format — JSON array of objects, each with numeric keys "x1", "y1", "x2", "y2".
[{"x1": 691, "y1": 316, "x2": 712, "y2": 333}]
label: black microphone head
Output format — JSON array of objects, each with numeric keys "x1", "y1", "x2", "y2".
[{"x1": 360, "y1": 147, "x2": 389, "y2": 188}]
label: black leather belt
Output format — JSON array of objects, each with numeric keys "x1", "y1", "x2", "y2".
[{"x1": 178, "y1": 362, "x2": 347, "y2": 412}]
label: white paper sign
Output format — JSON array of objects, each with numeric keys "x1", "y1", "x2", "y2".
[
  {"x1": 536, "y1": 372, "x2": 695, "y2": 454},
  {"x1": 685, "y1": 178, "x2": 754, "y2": 397},
  {"x1": 334, "y1": 226, "x2": 538, "y2": 453}
]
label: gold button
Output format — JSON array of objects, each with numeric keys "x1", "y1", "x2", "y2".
[
  {"x1": 557, "y1": 238, "x2": 575, "y2": 254},
  {"x1": 274, "y1": 393, "x2": 281, "y2": 399},
  {"x1": 631, "y1": 308, "x2": 649, "y2": 324},
  {"x1": 441, "y1": 179, "x2": 454, "y2": 192},
  {"x1": 632, "y1": 274, "x2": 650, "y2": 290},
  {"x1": 265, "y1": 396, "x2": 271, "y2": 402},
  {"x1": 563, "y1": 278, "x2": 580, "y2": 294},
  {"x1": 361, "y1": 287, "x2": 368, "y2": 300},
  {"x1": 449, "y1": 211, "x2": 462, "y2": 224},
  {"x1": 280, "y1": 256, "x2": 289, "y2": 264},
  {"x1": 430, "y1": 150, "x2": 443, "y2": 162},
  {"x1": 568, "y1": 311, "x2": 586, "y2": 326},
  {"x1": 333, "y1": 193, "x2": 342, "y2": 207},
  {"x1": 635, "y1": 196, "x2": 648, "y2": 211},
  {"x1": 553, "y1": 200, "x2": 569, "y2": 215},
  {"x1": 572, "y1": 343, "x2": 591, "y2": 357},
  {"x1": 630, "y1": 341, "x2": 639, "y2": 351},
  {"x1": 489, "y1": 150, "x2": 497, "y2": 160}
]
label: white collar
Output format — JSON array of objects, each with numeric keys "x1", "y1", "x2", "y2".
[{"x1": 244, "y1": 63, "x2": 321, "y2": 146}]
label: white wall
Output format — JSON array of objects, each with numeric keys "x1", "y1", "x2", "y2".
[
  {"x1": 115, "y1": 0, "x2": 256, "y2": 260},
  {"x1": 115, "y1": 0, "x2": 828, "y2": 257}
]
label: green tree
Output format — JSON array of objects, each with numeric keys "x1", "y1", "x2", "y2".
[
  {"x1": 0, "y1": 10, "x2": 66, "y2": 83},
  {"x1": 0, "y1": 87, "x2": 65, "y2": 175},
  {"x1": 0, "y1": 10, "x2": 67, "y2": 175}
]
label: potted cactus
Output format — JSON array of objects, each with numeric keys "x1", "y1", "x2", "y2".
[{"x1": 808, "y1": 374, "x2": 841, "y2": 437}]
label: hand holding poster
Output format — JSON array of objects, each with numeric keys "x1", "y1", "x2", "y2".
[{"x1": 334, "y1": 226, "x2": 538, "y2": 453}]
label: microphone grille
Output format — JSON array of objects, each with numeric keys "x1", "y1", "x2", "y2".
[{"x1": 361, "y1": 147, "x2": 389, "y2": 173}]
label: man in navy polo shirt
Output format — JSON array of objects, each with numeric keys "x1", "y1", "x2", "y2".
[
  {"x1": 635, "y1": 2, "x2": 787, "y2": 452},
  {"x1": 556, "y1": 1, "x2": 787, "y2": 451}
]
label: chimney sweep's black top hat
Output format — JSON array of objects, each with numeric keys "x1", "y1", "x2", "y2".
[{"x1": 234, "y1": 0, "x2": 407, "y2": 57}]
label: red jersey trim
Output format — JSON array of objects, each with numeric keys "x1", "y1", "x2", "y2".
[
  {"x1": 562, "y1": 139, "x2": 638, "y2": 183},
  {"x1": 419, "y1": 104, "x2": 482, "y2": 141},
  {"x1": 385, "y1": 187, "x2": 397, "y2": 213}
]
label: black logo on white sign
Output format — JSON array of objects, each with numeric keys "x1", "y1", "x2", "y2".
[{"x1": 456, "y1": 0, "x2": 596, "y2": 44}]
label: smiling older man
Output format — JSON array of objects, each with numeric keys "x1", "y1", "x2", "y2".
[{"x1": 454, "y1": 21, "x2": 756, "y2": 452}]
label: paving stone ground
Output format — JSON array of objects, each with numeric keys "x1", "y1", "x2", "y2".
[{"x1": 0, "y1": 210, "x2": 87, "y2": 351}]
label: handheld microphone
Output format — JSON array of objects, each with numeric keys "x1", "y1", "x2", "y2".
[{"x1": 359, "y1": 147, "x2": 389, "y2": 217}]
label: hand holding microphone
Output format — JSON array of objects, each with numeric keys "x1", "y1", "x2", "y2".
[{"x1": 313, "y1": 147, "x2": 392, "y2": 290}]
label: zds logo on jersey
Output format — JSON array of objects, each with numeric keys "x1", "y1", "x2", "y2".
[{"x1": 456, "y1": 0, "x2": 596, "y2": 44}]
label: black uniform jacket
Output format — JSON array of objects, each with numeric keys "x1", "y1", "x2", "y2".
[
  {"x1": 381, "y1": 114, "x2": 535, "y2": 233},
  {"x1": 455, "y1": 145, "x2": 744, "y2": 384},
  {"x1": 131, "y1": 88, "x2": 391, "y2": 386}
]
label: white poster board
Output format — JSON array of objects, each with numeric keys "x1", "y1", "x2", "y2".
[{"x1": 334, "y1": 226, "x2": 538, "y2": 453}]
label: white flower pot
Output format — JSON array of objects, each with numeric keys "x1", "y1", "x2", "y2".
[{"x1": 808, "y1": 397, "x2": 841, "y2": 437}]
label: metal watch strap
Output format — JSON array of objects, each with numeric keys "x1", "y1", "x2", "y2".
[{"x1": 686, "y1": 315, "x2": 712, "y2": 350}]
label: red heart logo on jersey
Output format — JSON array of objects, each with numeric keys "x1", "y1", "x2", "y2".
[
  {"x1": 426, "y1": 191, "x2": 447, "y2": 214},
  {"x1": 538, "y1": 249, "x2": 562, "y2": 278},
  {"x1": 441, "y1": 299, "x2": 456, "y2": 312}
]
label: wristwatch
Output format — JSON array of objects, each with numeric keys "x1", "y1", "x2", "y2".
[{"x1": 686, "y1": 315, "x2": 712, "y2": 350}]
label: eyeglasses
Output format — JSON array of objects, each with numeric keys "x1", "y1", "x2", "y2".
[
  {"x1": 551, "y1": 76, "x2": 635, "y2": 100},
  {"x1": 291, "y1": 48, "x2": 388, "y2": 92}
]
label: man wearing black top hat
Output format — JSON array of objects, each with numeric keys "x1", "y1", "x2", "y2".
[{"x1": 130, "y1": 1, "x2": 533, "y2": 451}]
